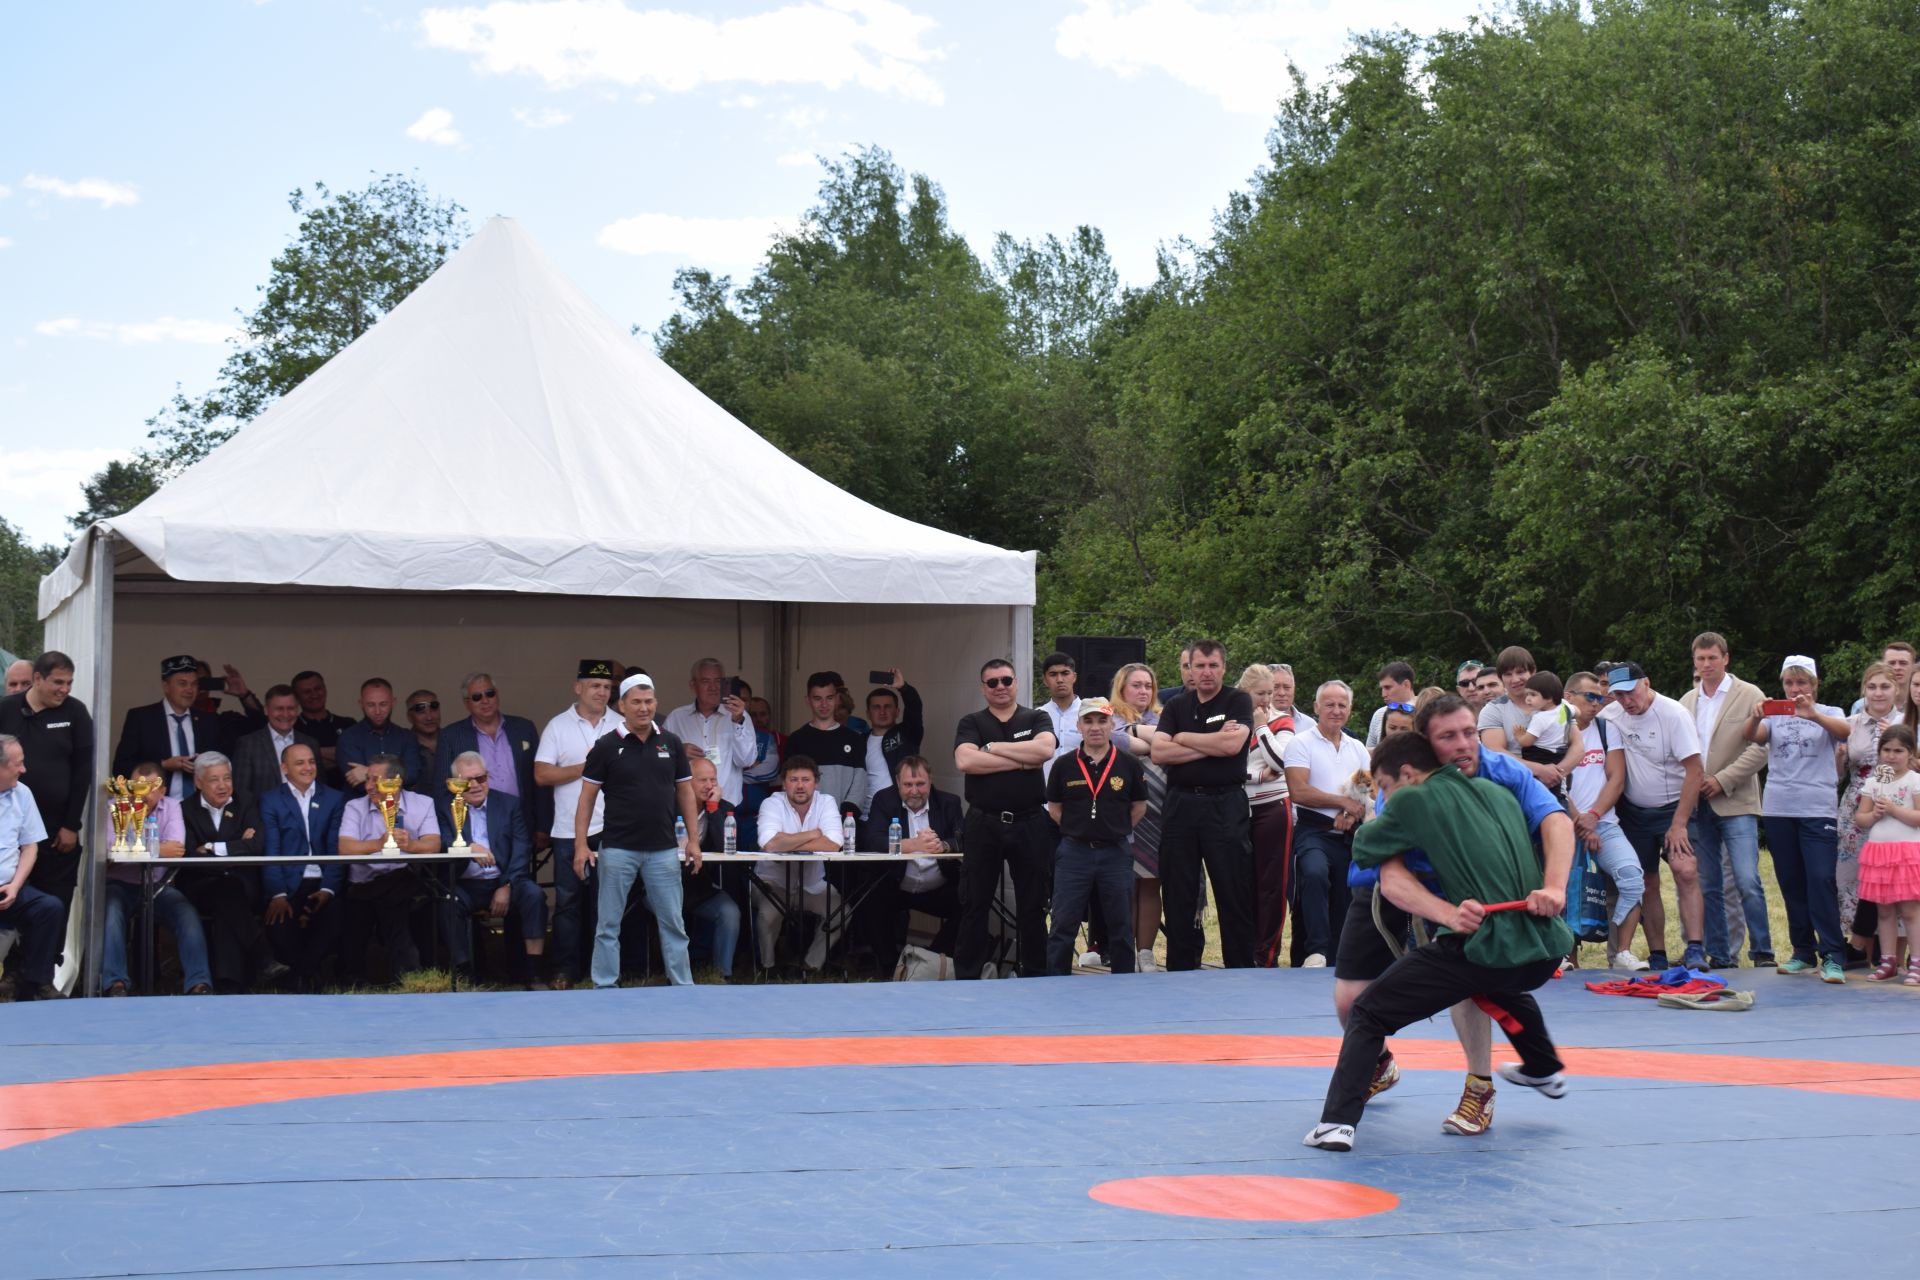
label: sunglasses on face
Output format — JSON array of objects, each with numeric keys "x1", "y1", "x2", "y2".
[
  {"x1": 469, "y1": 689, "x2": 498, "y2": 701},
  {"x1": 1456, "y1": 679, "x2": 1476, "y2": 688},
  {"x1": 1385, "y1": 701, "x2": 1416, "y2": 713},
  {"x1": 1577, "y1": 692, "x2": 1606, "y2": 704},
  {"x1": 409, "y1": 701, "x2": 439, "y2": 713},
  {"x1": 983, "y1": 676, "x2": 1016, "y2": 689}
]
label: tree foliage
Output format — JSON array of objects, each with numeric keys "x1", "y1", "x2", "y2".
[
  {"x1": 72, "y1": 173, "x2": 468, "y2": 534},
  {"x1": 0, "y1": 519, "x2": 61, "y2": 659}
]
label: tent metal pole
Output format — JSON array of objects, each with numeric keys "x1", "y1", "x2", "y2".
[
  {"x1": 80, "y1": 530, "x2": 116, "y2": 999},
  {"x1": 772, "y1": 603, "x2": 793, "y2": 727},
  {"x1": 1011, "y1": 605, "x2": 1034, "y2": 704}
]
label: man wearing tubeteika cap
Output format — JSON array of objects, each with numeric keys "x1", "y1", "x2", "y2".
[
  {"x1": 1045, "y1": 698, "x2": 1146, "y2": 974},
  {"x1": 534, "y1": 659, "x2": 621, "y2": 988},
  {"x1": 112, "y1": 655, "x2": 232, "y2": 799},
  {"x1": 1598, "y1": 660, "x2": 1708, "y2": 971}
]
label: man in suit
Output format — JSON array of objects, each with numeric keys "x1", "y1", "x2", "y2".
[
  {"x1": 862, "y1": 754, "x2": 963, "y2": 972},
  {"x1": 258, "y1": 742, "x2": 345, "y2": 991},
  {"x1": 176, "y1": 752, "x2": 285, "y2": 991},
  {"x1": 113, "y1": 655, "x2": 233, "y2": 800},
  {"x1": 233, "y1": 685, "x2": 319, "y2": 800},
  {"x1": 1678, "y1": 632, "x2": 1773, "y2": 969},
  {"x1": 434, "y1": 673, "x2": 547, "y2": 842},
  {"x1": 433, "y1": 750, "x2": 546, "y2": 988}
]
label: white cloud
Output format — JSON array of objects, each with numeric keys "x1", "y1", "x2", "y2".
[
  {"x1": 405, "y1": 107, "x2": 465, "y2": 144},
  {"x1": 0, "y1": 447, "x2": 130, "y2": 545},
  {"x1": 0, "y1": 237, "x2": 12, "y2": 250},
  {"x1": 781, "y1": 104, "x2": 828, "y2": 130},
  {"x1": 775, "y1": 149, "x2": 818, "y2": 167},
  {"x1": 1057, "y1": 0, "x2": 1446, "y2": 115},
  {"x1": 34, "y1": 316, "x2": 240, "y2": 345},
  {"x1": 720, "y1": 93, "x2": 760, "y2": 108},
  {"x1": 596, "y1": 211, "x2": 788, "y2": 262},
  {"x1": 0, "y1": 184, "x2": 11, "y2": 199},
  {"x1": 420, "y1": 0, "x2": 945, "y2": 104},
  {"x1": 22, "y1": 173, "x2": 140, "y2": 208},
  {"x1": 512, "y1": 105, "x2": 573, "y2": 127}
]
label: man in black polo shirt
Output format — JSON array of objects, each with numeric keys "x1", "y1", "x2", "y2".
[
  {"x1": 0, "y1": 650, "x2": 94, "y2": 937},
  {"x1": 576, "y1": 673, "x2": 701, "y2": 988},
  {"x1": 953, "y1": 657, "x2": 1058, "y2": 978},
  {"x1": 1045, "y1": 699, "x2": 1146, "y2": 975},
  {"x1": 1151, "y1": 638, "x2": 1257, "y2": 969}
]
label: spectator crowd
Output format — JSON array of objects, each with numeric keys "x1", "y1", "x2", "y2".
[{"x1": 1, "y1": 631, "x2": 1916, "y2": 999}]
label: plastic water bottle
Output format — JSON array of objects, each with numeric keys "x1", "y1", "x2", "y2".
[
  {"x1": 722, "y1": 812, "x2": 737, "y2": 855},
  {"x1": 674, "y1": 815, "x2": 689, "y2": 862},
  {"x1": 841, "y1": 813, "x2": 857, "y2": 854},
  {"x1": 887, "y1": 817, "x2": 902, "y2": 856},
  {"x1": 142, "y1": 809, "x2": 160, "y2": 857}
]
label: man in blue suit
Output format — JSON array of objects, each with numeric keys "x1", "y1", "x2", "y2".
[
  {"x1": 435, "y1": 673, "x2": 549, "y2": 848},
  {"x1": 258, "y1": 742, "x2": 346, "y2": 991},
  {"x1": 435, "y1": 750, "x2": 547, "y2": 988}
]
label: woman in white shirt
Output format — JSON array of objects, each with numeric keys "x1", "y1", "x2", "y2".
[{"x1": 1239, "y1": 664, "x2": 1297, "y2": 967}]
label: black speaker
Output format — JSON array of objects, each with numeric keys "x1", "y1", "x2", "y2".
[{"x1": 1053, "y1": 635, "x2": 1147, "y2": 703}]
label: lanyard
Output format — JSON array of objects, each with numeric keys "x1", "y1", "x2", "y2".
[{"x1": 1076, "y1": 748, "x2": 1118, "y2": 820}]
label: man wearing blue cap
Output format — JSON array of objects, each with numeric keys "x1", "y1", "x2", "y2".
[{"x1": 1599, "y1": 661, "x2": 1707, "y2": 971}]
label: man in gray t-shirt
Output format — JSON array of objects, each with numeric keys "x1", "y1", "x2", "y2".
[{"x1": 1477, "y1": 646, "x2": 1537, "y2": 758}]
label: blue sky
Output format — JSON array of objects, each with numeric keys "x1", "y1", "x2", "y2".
[{"x1": 2, "y1": 0, "x2": 1488, "y2": 547}]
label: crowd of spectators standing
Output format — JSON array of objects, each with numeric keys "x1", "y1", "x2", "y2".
[{"x1": 1, "y1": 630, "x2": 1916, "y2": 999}]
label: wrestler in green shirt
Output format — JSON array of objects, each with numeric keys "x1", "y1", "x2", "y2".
[{"x1": 1352, "y1": 764, "x2": 1574, "y2": 969}]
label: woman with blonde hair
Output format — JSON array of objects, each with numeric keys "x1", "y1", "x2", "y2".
[
  {"x1": 1840, "y1": 661, "x2": 1905, "y2": 960},
  {"x1": 1239, "y1": 663, "x2": 1298, "y2": 967},
  {"x1": 1111, "y1": 662, "x2": 1167, "y2": 971}
]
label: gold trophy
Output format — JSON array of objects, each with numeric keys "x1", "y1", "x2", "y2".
[
  {"x1": 375, "y1": 773, "x2": 404, "y2": 852},
  {"x1": 127, "y1": 774, "x2": 159, "y2": 857},
  {"x1": 104, "y1": 776, "x2": 131, "y2": 853},
  {"x1": 446, "y1": 777, "x2": 471, "y2": 852}
]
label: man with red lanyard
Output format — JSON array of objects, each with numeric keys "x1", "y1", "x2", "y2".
[{"x1": 1045, "y1": 699, "x2": 1147, "y2": 974}]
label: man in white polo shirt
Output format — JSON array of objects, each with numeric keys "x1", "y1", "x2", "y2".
[
  {"x1": 1600, "y1": 661, "x2": 1706, "y2": 971},
  {"x1": 533, "y1": 659, "x2": 620, "y2": 989},
  {"x1": 1282, "y1": 680, "x2": 1373, "y2": 967},
  {"x1": 753, "y1": 755, "x2": 844, "y2": 972}
]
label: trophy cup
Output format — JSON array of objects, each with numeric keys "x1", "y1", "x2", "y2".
[
  {"x1": 104, "y1": 776, "x2": 130, "y2": 853},
  {"x1": 127, "y1": 774, "x2": 159, "y2": 857},
  {"x1": 375, "y1": 773, "x2": 404, "y2": 852},
  {"x1": 446, "y1": 776, "x2": 471, "y2": 852}
]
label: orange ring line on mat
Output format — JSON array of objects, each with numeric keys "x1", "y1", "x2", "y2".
[{"x1": 2, "y1": 1033, "x2": 1916, "y2": 1151}]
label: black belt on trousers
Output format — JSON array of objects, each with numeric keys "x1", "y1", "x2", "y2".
[{"x1": 1175, "y1": 784, "x2": 1239, "y2": 795}]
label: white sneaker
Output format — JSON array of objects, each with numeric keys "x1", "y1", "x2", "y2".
[
  {"x1": 1301, "y1": 1122, "x2": 1355, "y2": 1151},
  {"x1": 1078, "y1": 950, "x2": 1106, "y2": 968},
  {"x1": 1496, "y1": 1062, "x2": 1568, "y2": 1098},
  {"x1": 1135, "y1": 948, "x2": 1159, "y2": 972},
  {"x1": 1613, "y1": 949, "x2": 1649, "y2": 971},
  {"x1": 1302, "y1": 953, "x2": 1328, "y2": 968}
]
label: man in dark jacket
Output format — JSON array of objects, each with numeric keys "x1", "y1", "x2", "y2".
[{"x1": 862, "y1": 754, "x2": 963, "y2": 973}]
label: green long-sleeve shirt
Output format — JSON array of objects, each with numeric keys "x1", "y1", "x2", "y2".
[{"x1": 1352, "y1": 765, "x2": 1574, "y2": 968}]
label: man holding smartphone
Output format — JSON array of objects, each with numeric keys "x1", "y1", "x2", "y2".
[
  {"x1": 664, "y1": 658, "x2": 759, "y2": 807},
  {"x1": 1600, "y1": 662, "x2": 1708, "y2": 971}
]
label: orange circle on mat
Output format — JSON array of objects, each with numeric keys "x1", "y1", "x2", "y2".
[{"x1": 1089, "y1": 1174, "x2": 1399, "y2": 1221}]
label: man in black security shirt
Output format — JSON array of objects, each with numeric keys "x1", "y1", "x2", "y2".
[
  {"x1": 1045, "y1": 699, "x2": 1147, "y2": 975},
  {"x1": 953, "y1": 657, "x2": 1058, "y2": 978},
  {"x1": 1151, "y1": 639, "x2": 1257, "y2": 970},
  {"x1": 0, "y1": 651, "x2": 95, "y2": 936}
]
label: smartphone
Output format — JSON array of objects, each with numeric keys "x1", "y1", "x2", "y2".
[
  {"x1": 200, "y1": 675, "x2": 228, "y2": 694},
  {"x1": 727, "y1": 677, "x2": 749, "y2": 697},
  {"x1": 868, "y1": 669, "x2": 891, "y2": 686},
  {"x1": 1760, "y1": 698, "x2": 1797, "y2": 716}
]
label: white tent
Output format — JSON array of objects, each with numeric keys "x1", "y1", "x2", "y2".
[{"x1": 39, "y1": 216, "x2": 1036, "y2": 993}]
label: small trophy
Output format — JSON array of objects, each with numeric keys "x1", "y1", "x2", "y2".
[
  {"x1": 104, "y1": 776, "x2": 130, "y2": 853},
  {"x1": 127, "y1": 775, "x2": 159, "y2": 857},
  {"x1": 375, "y1": 774, "x2": 404, "y2": 852},
  {"x1": 446, "y1": 776, "x2": 471, "y2": 852}
]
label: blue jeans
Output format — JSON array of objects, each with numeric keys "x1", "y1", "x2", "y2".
[
  {"x1": 592, "y1": 847, "x2": 690, "y2": 987},
  {"x1": 1046, "y1": 839, "x2": 1136, "y2": 976},
  {"x1": 101, "y1": 880, "x2": 213, "y2": 992},
  {"x1": 1292, "y1": 817, "x2": 1352, "y2": 961},
  {"x1": 1763, "y1": 816, "x2": 1844, "y2": 964},
  {"x1": 1590, "y1": 819, "x2": 1646, "y2": 927},
  {"x1": 686, "y1": 891, "x2": 741, "y2": 978},
  {"x1": 550, "y1": 837, "x2": 596, "y2": 981},
  {"x1": 1690, "y1": 808, "x2": 1771, "y2": 961}
]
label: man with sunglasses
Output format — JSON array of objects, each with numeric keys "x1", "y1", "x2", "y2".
[
  {"x1": 406, "y1": 689, "x2": 442, "y2": 762},
  {"x1": 954, "y1": 659, "x2": 1057, "y2": 978},
  {"x1": 436, "y1": 672, "x2": 547, "y2": 842},
  {"x1": 1454, "y1": 661, "x2": 1487, "y2": 712},
  {"x1": 1365, "y1": 663, "x2": 1417, "y2": 749},
  {"x1": 434, "y1": 750, "x2": 546, "y2": 988}
]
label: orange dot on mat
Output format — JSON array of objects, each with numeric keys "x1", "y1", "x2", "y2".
[{"x1": 1089, "y1": 1174, "x2": 1399, "y2": 1221}]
